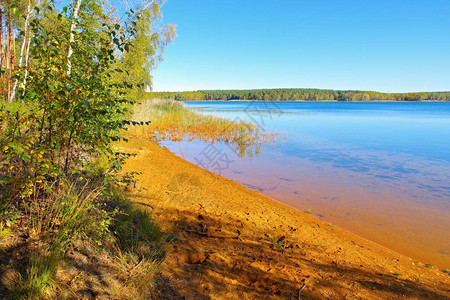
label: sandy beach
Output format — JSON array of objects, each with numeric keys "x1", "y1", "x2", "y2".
[{"x1": 119, "y1": 136, "x2": 450, "y2": 299}]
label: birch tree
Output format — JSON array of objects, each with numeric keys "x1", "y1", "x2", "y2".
[
  {"x1": 10, "y1": 0, "x2": 34, "y2": 101},
  {"x1": 118, "y1": 0, "x2": 176, "y2": 100},
  {"x1": 4, "y1": 1, "x2": 15, "y2": 100},
  {"x1": 66, "y1": 0, "x2": 82, "y2": 75},
  {"x1": 0, "y1": 3, "x2": 5, "y2": 71},
  {"x1": 21, "y1": 19, "x2": 32, "y2": 96}
]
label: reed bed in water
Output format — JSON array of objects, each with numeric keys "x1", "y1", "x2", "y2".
[{"x1": 128, "y1": 99, "x2": 279, "y2": 157}]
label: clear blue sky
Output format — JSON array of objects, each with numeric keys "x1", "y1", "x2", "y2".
[{"x1": 152, "y1": 0, "x2": 450, "y2": 93}]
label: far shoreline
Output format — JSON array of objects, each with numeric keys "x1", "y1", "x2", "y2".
[{"x1": 180, "y1": 99, "x2": 450, "y2": 103}]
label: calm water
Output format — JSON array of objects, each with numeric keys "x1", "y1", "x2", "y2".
[{"x1": 161, "y1": 101, "x2": 450, "y2": 268}]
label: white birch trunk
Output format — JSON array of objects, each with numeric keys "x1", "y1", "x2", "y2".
[
  {"x1": 6, "y1": 9, "x2": 12, "y2": 101},
  {"x1": 0, "y1": 5, "x2": 5, "y2": 71},
  {"x1": 66, "y1": 0, "x2": 82, "y2": 75},
  {"x1": 10, "y1": 0, "x2": 32, "y2": 101},
  {"x1": 22, "y1": 31, "x2": 31, "y2": 96},
  {"x1": 22, "y1": 0, "x2": 40, "y2": 96}
]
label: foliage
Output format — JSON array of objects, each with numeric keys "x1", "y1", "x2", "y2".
[
  {"x1": 0, "y1": 3, "x2": 135, "y2": 201},
  {"x1": 117, "y1": 1, "x2": 176, "y2": 101},
  {"x1": 149, "y1": 88, "x2": 450, "y2": 102},
  {"x1": 0, "y1": 0, "x2": 174, "y2": 298}
]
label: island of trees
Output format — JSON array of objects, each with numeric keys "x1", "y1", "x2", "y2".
[{"x1": 149, "y1": 88, "x2": 450, "y2": 102}]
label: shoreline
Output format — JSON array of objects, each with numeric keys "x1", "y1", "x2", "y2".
[
  {"x1": 180, "y1": 99, "x2": 450, "y2": 103},
  {"x1": 119, "y1": 136, "x2": 450, "y2": 299}
]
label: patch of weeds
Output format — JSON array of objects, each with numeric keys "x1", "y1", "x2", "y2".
[
  {"x1": 443, "y1": 269, "x2": 450, "y2": 275},
  {"x1": 390, "y1": 271, "x2": 402, "y2": 276},
  {"x1": 113, "y1": 206, "x2": 165, "y2": 259},
  {"x1": 304, "y1": 209, "x2": 312, "y2": 214},
  {"x1": 108, "y1": 201, "x2": 166, "y2": 299},
  {"x1": 14, "y1": 250, "x2": 60, "y2": 299},
  {"x1": 0, "y1": 208, "x2": 19, "y2": 240},
  {"x1": 425, "y1": 263, "x2": 433, "y2": 268},
  {"x1": 10, "y1": 181, "x2": 111, "y2": 298},
  {"x1": 327, "y1": 223, "x2": 333, "y2": 226},
  {"x1": 319, "y1": 213, "x2": 324, "y2": 218}
]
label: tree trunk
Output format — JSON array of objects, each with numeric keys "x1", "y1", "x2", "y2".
[
  {"x1": 8, "y1": 7, "x2": 14, "y2": 71},
  {"x1": 67, "y1": 0, "x2": 82, "y2": 75},
  {"x1": 22, "y1": 27, "x2": 31, "y2": 96},
  {"x1": 0, "y1": 4, "x2": 5, "y2": 71},
  {"x1": 5, "y1": 5, "x2": 12, "y2": 100},
  {"x1": 0, "y1": 3, "x2": 5, "y2": 100},
  {"x1": 10, "y1": 0, "x2": 33, "y2": 101},
  {"x1": 22, "y1": 0, "x2": 40, "y2": 96}
]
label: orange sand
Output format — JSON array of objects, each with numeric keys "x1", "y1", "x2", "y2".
[{"x1": 119, "y1": 137, "x2": 450, "y2": 299}]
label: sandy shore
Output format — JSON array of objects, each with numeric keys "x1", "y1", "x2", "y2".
[{"x1": 119, "y1": 136, "x2": 450, "y2": 299}]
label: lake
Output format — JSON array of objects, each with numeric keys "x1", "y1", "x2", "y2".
[{"x1": 160, "y1": 101, "x2": 450, "y2": 268}]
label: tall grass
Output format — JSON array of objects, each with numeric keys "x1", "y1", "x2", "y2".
[
  {"x1": 15, "y1": 250, "x2": 60, "y2": 299},
  {"x1": 11, "y1": 182, "x2": 103, "y2": 299},
  {"x1": 129, "y1": 99, "x2": 279, "y2": 157},
  {"x1": 110, "y1": 204, "x2": 165, "y2": 299},
  {"x1": 3, "y1": 175, "x2": 164, "y2": 299}
]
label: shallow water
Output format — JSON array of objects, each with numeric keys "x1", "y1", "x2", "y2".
[{"x1": 160, "y1": 101, "x2": 450, "y2": 268}]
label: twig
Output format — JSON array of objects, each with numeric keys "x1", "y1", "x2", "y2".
[
  {"x1": 183, "y1": 228, "x2": 238, "y2": 239},
  {"x1": 129, "y1": 259, "x2": 144, "y2": 277},
  {"x1": 69, "y1": 256, "x2": 87, "y2": 274},
  {"x1": 298, "y1": 277, "x2": 311, "y2": 299},
  {"x1": 68, "y1": 255, "x2": 88, "y2": 283}
]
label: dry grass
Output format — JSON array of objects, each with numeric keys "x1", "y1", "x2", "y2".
[
  {"x1": 128, "y1": 99, "x2": 278, "y2": 157},
  {"x1": 0, "y1": 178, "x2": 165, "y2": 299}
]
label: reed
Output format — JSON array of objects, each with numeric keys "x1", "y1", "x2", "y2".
[{"x1": 129, "y1": 99, "x2": 279, "y2": 157}]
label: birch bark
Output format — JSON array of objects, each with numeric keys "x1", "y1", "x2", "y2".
[{"x1": 66, "y1": 0, "x2": 82, "y2": 75}]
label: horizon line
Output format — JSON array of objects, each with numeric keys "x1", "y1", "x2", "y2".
[{"x1": 151, "y1": 87, "x2": 450, "y2": 94}]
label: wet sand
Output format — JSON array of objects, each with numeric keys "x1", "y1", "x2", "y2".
[{"x1": 119, "y1": 136, "x2": 450, "y2": 299}]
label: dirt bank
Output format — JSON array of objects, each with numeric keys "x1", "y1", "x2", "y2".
[{"x1": 119, "y1": 137, "x2": 450, "y2": 299}]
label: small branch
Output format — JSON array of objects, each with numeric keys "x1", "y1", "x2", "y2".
[
  {"x1": 69, "y1": 256, "x2": 87, "y2": 275},
  {"x1": 298, "y1": 277, "x2": 311, "y2": 299}
]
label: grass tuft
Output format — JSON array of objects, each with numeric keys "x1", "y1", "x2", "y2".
[
  {"x1": 14, "y1": 251, "x2": 60, "y2": 299},
  {"x1": 113, "y1": 206, "x2": 165, "y2": 260}
]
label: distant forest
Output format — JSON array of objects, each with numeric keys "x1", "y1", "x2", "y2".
[{"x1": 149, "y1": 89, "x2": 450, "y2": 102}]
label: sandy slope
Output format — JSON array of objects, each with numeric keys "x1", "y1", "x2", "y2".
[{"x1": 119, "y1": 137, "x2": 450, "y2": 299}]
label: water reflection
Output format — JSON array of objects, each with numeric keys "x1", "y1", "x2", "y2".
[{"x1": 161, "y1": 101, "x2": 450, "y2": 267}]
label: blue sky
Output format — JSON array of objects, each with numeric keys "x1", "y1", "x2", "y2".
[{"x1": 152, "y1": 0, "x2": 450, "y2": 93}]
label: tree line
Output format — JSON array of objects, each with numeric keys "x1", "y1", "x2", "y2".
[{"x1": 150, "y1": 88, "x2": 450, "y2": 102}]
